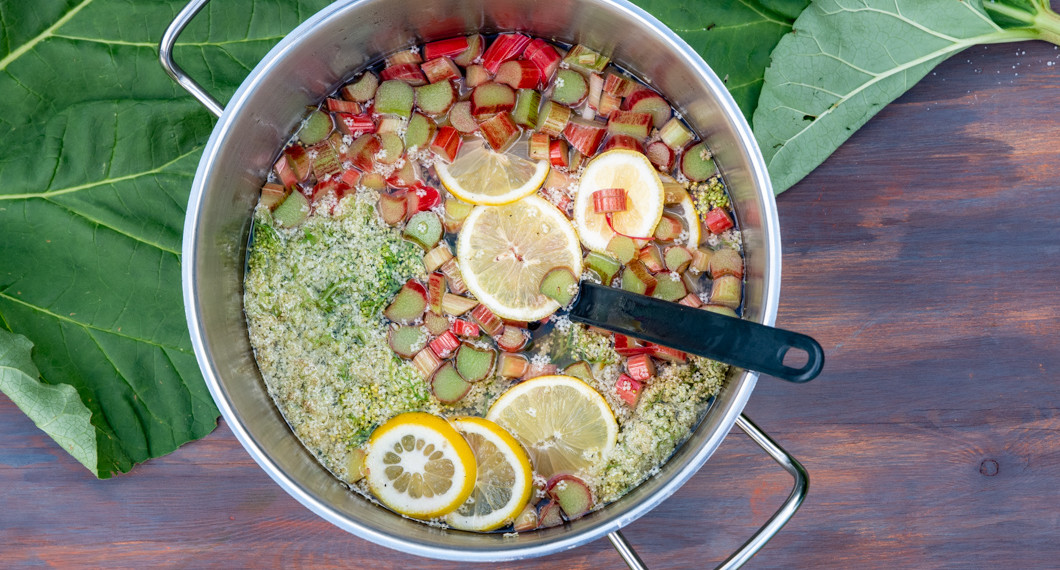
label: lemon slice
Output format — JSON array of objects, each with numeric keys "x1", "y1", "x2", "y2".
[
  {"x1": 574, "y1": 149, "x2": 665, "y2": 253},
  {"x1": 444, "y1": 417, "x2": 534, "y2": 531},
  {"x1": 457, "y1": 195, "x2": 582, "y2": 321},
  {"x1": 437, "y1": 140, "x2": 550, "y2": 206},
  {"x1": 365, "y1": 412, "x2": 477, "y2": 519},
  {"x1": 674, "y1": 194, "x2": 702, "y2": 247},
  {"x1": 486, "y1": 375, "x2": 618, "y2": 480}
]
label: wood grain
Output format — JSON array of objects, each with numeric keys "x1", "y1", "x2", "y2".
[{"x1": 3, "y1": 41, "x2": 1060, "y2": 569}]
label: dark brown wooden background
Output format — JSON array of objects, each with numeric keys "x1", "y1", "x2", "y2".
[{"x1": 3, "y1": 40, "x2": 1059, "y2": 569}]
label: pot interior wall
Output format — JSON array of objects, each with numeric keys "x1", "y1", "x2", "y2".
[{"x1": 185, "y1": 0, "x2": 779, "y2": 560}]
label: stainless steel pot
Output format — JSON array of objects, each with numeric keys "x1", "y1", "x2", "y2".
[{"x1": 163, "y1": 0, "x2": 807, "y2": 567}]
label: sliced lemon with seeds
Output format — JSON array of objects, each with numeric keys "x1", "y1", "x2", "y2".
[
  {"x1": 444, "y1": 417, "x2": 534, "y2": 532},
  {"x1": 486, "y1": 375, "x2": 618, "y2": 481},
  {"x1": 457, "y1": 195, "x2": 582, "y2": 321},
  {"x1": 437, "y1": 140, "x2": 550, "y2": 206},
  {"x1": 574, "y1": 149, "x2": 665, "y2": 253},
  {"x1": 364, "y1": 412, "x2": 477, "y2": 519}
]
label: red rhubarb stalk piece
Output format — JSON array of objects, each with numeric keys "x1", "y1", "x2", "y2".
[
  {"x1": 495, "y1": 59, "x2": 541, "y2": 89},
  {"x1": 704, "y1": 207, "x2": 734, "y2": 234},
  {"x1": 523, "y1": 38, "x2": 562, "y2": 81},
  {"x1": 625, "y1": 88, "x2": 671, "y2": 128},
  {"x1": 273, "y1": 155, "x2": 299, "y2": 188},
  {"x1": 562, "y1": 117, "x2": 607, "y2": 157},
  {"x1": 406, "y1": 183, "x2": 441, "y2": 214},
  {"x1": 614, "y1": 334, "x2": 652, "y2": 356},
  {"x1": 327, "y1": 98, "x2": 362, "y2": 114},
  {"x1": 648, "y1": 342, "x2": 688, "y2": 363},
  {"x1": 646, "y1": 140, "x2": 675, "y2": 171},
  {"x1": 592, "y1": 188, "x2": 628, "y2": 214},
  {"x1": 481, "y1": 33, "x2": 532, "y2": 74},
  {"x1": 429, "y1": 330, "x2": 461, "y2": 359},
  {"x1": 615, "y1": 373, "x2": 644, "y2": 407},
  {"x1": 430, "y1": 125, "x2": 463, "y2": 163},
  {"x1": 423, "y1": 36, "x2": 470, "y2": 60},
  {"x1": 470, "y1": 82, "x2": 516, "y2": 118},
  {"x1": 549, "y1": 138, "x2": 569, "y2": 168},
  {"x1": 453, "y1": 34, "x2": 484, "y2": 67},
  {"x1": 478, "y1": 112, "x2": 521, "y2": 152},
  {"x1": 625, "y1": 353, "x2": 656, "y2": 382},
  {"x1": 470, "y1": 303, "x2": 504, "y2": 337},
  {"x1": 601, "y1": 134, "x2": 643, "y2": 154},
  {"x1": 335, "y1": 113, "x2": 376, "y2": 135},
  {"x1": 412, "y1": 347, "x2": 443, "y2": 379},
  {"x1": 496, "y1": 325, "x2": 530, "y2": 352},
  {"x1": 420, "y1": 56, "x2": 462, "y2": 84},
  {"x1": 450, "y1": 319, "x2": 480, "y2": 338},
  {"x1": 380, "y1": 62, "x2": 428, "y2": 86}
]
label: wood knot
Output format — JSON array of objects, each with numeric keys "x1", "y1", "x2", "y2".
[{"x1": 979, "y1": 459, "x2": 1000, "y2": 477}]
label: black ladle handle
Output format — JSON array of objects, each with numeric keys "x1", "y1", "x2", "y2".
[{"x1": 568, "y1": 282, "x2": 824, "y2": 383}]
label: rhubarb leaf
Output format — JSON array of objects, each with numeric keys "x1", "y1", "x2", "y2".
[
  {"x1": 753, "y1": 0, "x2": 1060, "y2": 194},
  {"x1": 0, "y1": 0, "x2": 331, "y2": 477},
  {"x1": 631, "y1": 0, "x2": 810, "y2": 120}
]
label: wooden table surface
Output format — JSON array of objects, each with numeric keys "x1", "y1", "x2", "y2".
[{"x1": 3, "y1": 41, "x2": 1059, "y2": 569}]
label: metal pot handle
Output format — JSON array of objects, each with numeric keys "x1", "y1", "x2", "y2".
[
  {"x1": 608, "y1": 415, "x2": 809, "y2": 569},
  {"x1": 159, "y1": 0, "x2": 223, "y2": 118}
]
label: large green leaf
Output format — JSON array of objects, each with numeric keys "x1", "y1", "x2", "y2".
[
  {"x1": 631, "y1": 0, "x2": 809, "y2": 120},
  {"x1": 0, "y1": 0, "x2": 331, "y2": 477},
  {"x1": 752, "y1": 0, "x2": 1060, "y2": 194}
]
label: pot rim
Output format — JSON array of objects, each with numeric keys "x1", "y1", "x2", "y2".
[{"x1": 180, "y1": 0, "x2": 780, "y2": 561}]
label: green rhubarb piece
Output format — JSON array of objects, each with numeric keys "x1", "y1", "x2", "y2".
[
  {"x1": 404, "y1": 113, "x2": 435, "y2": 151},
  {"x1": 651, "y1": 273, "x2": 687, "y2": 302},
  {"x1": 403, "y1": 210, "x2": 443, "y2": 250},
  {"x1": 708, "y1": 247, "x2": 743, "y2": 278},
  {"x1": 664, "y1": 246, "x2": 694, "y2": 273},
  {"x1": 444, "y1": 197, "x2": 474, "y2": 220},
  {"x1": 605, "y1": 235, "x2": 637, "y2": 264},
  {"x1": 660, "y1": 117, "x2": 694, "y2": 150},
  {"x1": 430, "y1": 362, "x2": 472, "y2": 404},
  {"x1": 547, "y1": 474, "x2": 593, "y2": 519},
  {"x1": 539, "y1": 266, "x2": 578, "y2": 306},
  {"x1": 424, "y1": 310, "x2": 451, "y2": 336},
  {"x1": 342, "y1": 71, "x2": 379, "y2": 103},
  {"x1": 562, "y1": 44, "x2": 609, "y2": 75},
  {"x1": 680, "y1": 141, "x2": 716, "y2": 182},
  {"x1": 564, "y1": 360, "x2": 594, "y2": 383},
  {"x1": 272, "y1": 191, "x2": 310, "y2": 228},
  {"x1": 361, "y1": 171, "x2": 388, "y2": 192},
  {"x1": 621, "y1": 261, "x2": 657, "y2": 296},
  {"x1": 260, "y1": 183, "x2": 287, "y2": 210},
  {"x1": 388, "y1": 324, "x2": 429, "y2": 358},
  {"x1": 383, "y1": 282, "x2": 428, "y2": 324},
  {"x1": 536, "y1": 99, "x2": 571, "y2": 137},
  {"x1": 551, "y1": 69, "x2": 588, "y2": 106},
  {"x1": 512, "y1": 88, "x2": 541, "y2": 128},
  {"x1": 377, "y1": 132, "x2": 405, "y2": 164},
  {"x1": 709, "y1": 275, "x2": 742, "y2": 309},
  {"x1": 455, "y1": 342, "x2": 495, "y2": 382},
  {"x1": 298, "y1": 110, "x2": 333, "y2": 145},
  {"x1": 415, "y1": 80, "x2": 455, "y2": 116},
  {"x1": 448, "y1": 101, "x2": 478, "y2": 133},
  {"x1": 584, "y1": 251, "x2": 621, "y2": 285},
  {"x1": 374, "y1": 79, "x2": 415, "y2": 117},
  {"x1": 703, "y1": 304, "x2": 738, "y2": 318}
]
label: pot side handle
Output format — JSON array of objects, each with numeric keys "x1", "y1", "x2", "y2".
[
  {"x1": 159, "y1": 0, "x2": 224, "y2": 118},
  {"x1": 607, "y1": 414, "x2": 809, "y2": 569}
]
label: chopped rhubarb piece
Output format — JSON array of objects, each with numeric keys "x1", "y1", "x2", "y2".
[
  {"x1": 388, "y1": 324, "x2": 429, "y2": 358},
  {"x1": 424, "y1": 310, "x2": 450, "y2": 336},
  {"x1": 606, "y1": 110, "x2": 652, "y2": 140},
  {"x1": 538, "y1": 266, "x2": 578, "y2": 306},
  {"x1": 403, "y1": 210, "x2": 443, "y2": 250},
  {"x1": 335, "y1": 112, "x2": 376, "y2": 135},
  {"x1": 478, "y1": 112, "x2": 521, "y2": 151},
  {"x1": 605, "y1": 234, "x2": 637, "y2": 264},
  {"x1": 585, "y1": 73, "x2": 604, "y2": 115},
  {"x1": 376, "y1": 116, "x2": 405, "y2": 134},
  {"x1": 309, "y1": 141, "x2": 342, "y2": 179},
  {"x1": 592, "y1": 187, "x2": 628, "y2": 214},
  {"x1": 374, "y1": 79, "x2": 415, "y2": 117},
  {"x1": 597, "y1": 92, "x2": 621, "y2": 119},
  {"x1": 513, "y1": 503, "x2": 539, "y2": 532},
  {"x1": 404, "y1": 112, "x2": 435, "y2": 150},
  {"x1": 443, "y1": 196, "x2": 474, "y2": 224},
  {"x1": 407, "y1": 183, "x2": 440, "y2": 214},
  {"x1": 562, "y1": 117, "x2": 607, "y2": 157},
  {"x1": 548, "y1": 138, "x2": 569, "y2": 168},
  {"x1": 625, "y1": 88, "x2": 671, "y2": 128},
  {"x1": 704, "y1": 207, "x2": 734, "y2": 234},
  {"x1": 551, "y1": 69, "x2": 588, "y2": 106},
  {"x1": 498, "y1": 352, "x2": 529, "y2": 378},
  {"x1": 689, "y1": 247, "x2": 713, "y2": 273},
  {"x1": 470, "y1": 82, "x2": 516, "y2": 118},
  {"x1": 620, "y1": 260, "x2": 657, "y2": 295},
  {"x1": 522, "y1": 361, "x2": 557, "y2": 380},
  {"x1": 464, "y1": 63, "x2": 492, "y2": 88},
  {"x1": 703, "y1": 304, "x2": 739, "y2": 318},
  {"x1": 327, "y1": 98, "x2": 362, "y2": 114},
  {"x1": 614, "y1": 334, "x2": 652, "y2": 356},
  {"x1": 536, "y1": 99, "x2": 571, "y2": 137},
  {"x1": 600, "y1": 134, "x2": 643, "y2": 154},
  {"x1": 680, "y1": 141, "x2": 716, "y2": 182},
  {"x1": 710, "y1": 274, "x2": 742, "y2": 309},
  {"x1": 420, "y1": 56, "x2": 462, "y2": 84},
  {"x1": 502, "y1": 318, "x2": 530, "y2": 329},
  {"x1": 529, "y1": 132, "x2": 551, "y2": 160},
  {"x1": 452, "y1": 34, "x2": 484, "y2": 67},
  {"x1": 615, "y1": 373, "x2": 644, "y2": 407},
  {"x1": 384, "y1": 279, "x2": 428, "y2": 324},
  {"x1": 341, "y1": 71, "x2": 379, "y2": 103},
  {"x1": 538, "y1": 500, "x2": 564, "y2": 528},
  {"x1": 584, "y1": 251, "x2": 621, "y2": 285},
  {"x1": 346, "y1": 134, "x2": 381, "y2": 171},
  {"x1": 455, "y1": 343, "x2": 495, "y2": 382},
  {"x1": 638, "y1": 244, "x2": 665, "y2": 273},
  {"x1": 569, "y1": 150, "x2": 588, "y2": 171},
  {"x1": 412, "y1": 347, "x2": 443, "y2": 379},
  {"x1": 415, "y1": 80, "x2": 456, "y2": 116},
  {"x1": 708, "y1": 247, "x2": 744, "y2": 279},
  {"x1": 387, "y1": 159, "x2": 421, "y2": 188},
  {"x1": 360, "y1": 171, "x2": 388, "y2": 192},
  {"x1": 546, "y1": 474, "x2": 594, "y2": 520},
  {"x1": 653, "y1": 213, "x2": 684, "y2": 242},
  {"x1": 652, "y1": 273, "x2": 687, "y2": 301},
  {"x1": 375, "y1": 132, "x2": 404, "y2": 165},
  {"x1": 623, "y1": 351, "x2": 657, "y2": 379},
  {"x1": 481, "y1": 33, "x2": 531, "y2": 73},
  {"x1": 386, "y1": 49, "x2": 422, "y2": 67},
  {"x1": 273, "y1": 155, "x2": 298, "y2": 188},
  {"x1": 495, "y1": 59, "x2": 541, "y2": 89},
  {"x1": 664, "y1": 245, "x2": 694, "y2": 273},
  {"x1": 422, "y1": 243, "x2": 454, "y2": 273},
  {"x1": 298, "y1": 110, "x2": 333, "y2": 145},
  {"x1": 649, "y1": 342, "x2": 688, "y2": 363},
  {"x1": 660, "y1": 117, "x2": 694, "y2": 150},
  {"x1": 440, "y1": 292, "x2": 477, "y2": 316},
  {"x1": 496, "y1": 325, "x2": 530, "y2": 352},
  {"x1": 380, "y1": 62, "x2": 428, "y2": 86},
  {"x1": 346, "y1": 448, "x2": 367, "y2": 482},
  {"x1": 430, "y1": 362, "x2": 471, "y2": 403},
  {"x1": 524, "y1": 38, "x2": 562, "y2": 81},
  {"x1": 603, "y1": 72, "x2": 637, "y2": 97},
  {"x1": 272, "y1": 190, "x2": 310, "y2": 227},
  {"x1": 470, "y1": 303, "x2": 504, "y2": 337},
  {"x1": 511, "y1": 88, "x2": 541, "y2": 128},
  {"x1": 439, "y1": 258, "x2": 468, "y2": 294},
  {"x1": 562, "y1": 44, "x2": 609, "y2": 74},
  {"x1": 450, "y1": 319, "x2": 480, "y2": 338},
  {"x1": 424, "y1": 37, "x2": 470, "y2": 60},
  {"x1": 429, "y1": 125, "x2": 463, "y2": 163},
  {"x1": 678, "y1": 293, "x2": 703, "y2": 308},
  {"x1": 646, "y1": 140, "x2": 676, "y2": 171},
  {"x1": 662, "y1": 182, "x2": 690, "y2": 204},
  {"x1": 260, "y1": 182, "x2": 287, "y2": 210},
  {"x1": 564, "y1": 360, "x2": 595, "y2": 382},
  {"x1": 427, "y1": 271, "x2": 446, "y2": 313},
  {"x1": 447, "y1": 101, "x2": 478, "y2": 133},
  {"x1": 283, "y1": 145, "x2": 312, "y2": 181},
  {"x1": 429, "y1": 330, "x2": 461, "y2": 359}
]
